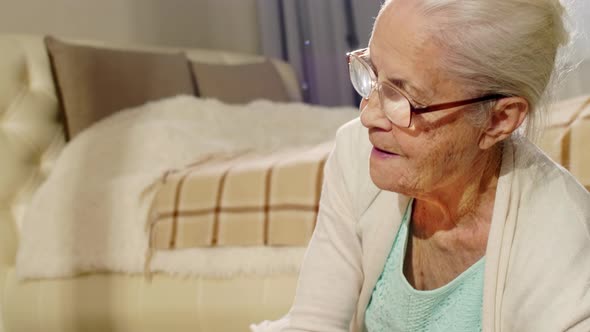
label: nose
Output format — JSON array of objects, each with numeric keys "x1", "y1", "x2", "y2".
[{"x1": 359, "y1": 88, "x2": 393, "y2": 131}]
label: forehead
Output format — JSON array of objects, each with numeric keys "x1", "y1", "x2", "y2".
[
  {"x1": 369, "y1": 1, "x2": 443, "y2": 98},
  {"x1": 372, "y1": 3, "x2": 426, "y2": 48}
]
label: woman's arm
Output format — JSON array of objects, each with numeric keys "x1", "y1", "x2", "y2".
[{"x1": 283, "y1": 126, "x2": 364, "y2": 332}]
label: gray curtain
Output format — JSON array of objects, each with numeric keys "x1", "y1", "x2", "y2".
[
  {"x1": 256, "y1": 0, "x2": 381, "y2": 106},
  {"x1": 258, "y1": 0, "x2": 590, "y2": 104}
]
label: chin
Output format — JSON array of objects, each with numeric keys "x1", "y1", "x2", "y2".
[{"x1": 369, "y1": 165, "x2": 414, "y2": 194}]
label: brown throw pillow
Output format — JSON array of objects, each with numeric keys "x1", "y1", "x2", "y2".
[
  {"x1": 45, "y1": 36, "x2": 195, "y2": 139},
  {"x1": 190, "y1": 60, "x2": 291, "y2": 104}
]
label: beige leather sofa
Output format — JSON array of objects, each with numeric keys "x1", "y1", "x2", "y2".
[
  {"x1": 0, "y1": 34, "x2": 302, "y2": 332},
  {"x1": 1, "y1": 34, "x2": 589, "y2": 332}
]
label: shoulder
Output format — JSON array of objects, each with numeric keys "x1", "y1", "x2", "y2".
[
  {"x1": 502, "y1": 138, "x2": 590, "y2": 330},
  {"x1": 512, "y1": 137, "x2": 590, "y2": 232}
]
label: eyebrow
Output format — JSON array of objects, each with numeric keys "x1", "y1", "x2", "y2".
[
  {"x1": 388, "y1": 78, "x2": 425, "y2": 98},
  {"x1": 365, "y1": 54, "x2": 429, "y2": 102}
]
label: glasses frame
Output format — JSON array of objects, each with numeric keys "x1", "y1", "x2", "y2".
[{"x1": 347, "y1": 48, "x2": 505, "y2": 126}]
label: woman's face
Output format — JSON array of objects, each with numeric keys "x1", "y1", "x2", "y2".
[{"x1": 361, "y1": 0, "x2": 487, "y2": 197}]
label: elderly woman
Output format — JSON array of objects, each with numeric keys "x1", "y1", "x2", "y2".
[{"x1": 253, "y1": 0, "x2": 590, "y2": 331}]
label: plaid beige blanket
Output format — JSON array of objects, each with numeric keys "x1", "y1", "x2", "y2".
[{"x1": 148, "y1": 142, "x2": 333, "y2": 250}]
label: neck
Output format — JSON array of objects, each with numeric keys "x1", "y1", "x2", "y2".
[{"x1": 411, "y1": 145, "x2": 502, "y2": 239}]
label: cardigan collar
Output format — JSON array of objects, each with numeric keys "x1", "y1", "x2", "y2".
[{"x1": 352, "y1": 139, "x2": 518, "y2": 332}]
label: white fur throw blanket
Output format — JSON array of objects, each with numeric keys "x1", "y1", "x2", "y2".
[{"x1": 16, "y1": 96, "x2": 357, "y2": 280}]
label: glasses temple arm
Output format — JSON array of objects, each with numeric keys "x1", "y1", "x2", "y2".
[{"x1": 412, "y1": 94, "x2": 506, "y2": 114}]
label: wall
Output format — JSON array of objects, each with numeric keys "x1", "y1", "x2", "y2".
[{"x1": 0, "y1": 0, "x2": 261, "y2": 54}]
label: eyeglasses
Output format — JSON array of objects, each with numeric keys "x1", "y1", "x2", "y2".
[{"x1": 347, "y1": 48, "x2": 505, "y2": 128}]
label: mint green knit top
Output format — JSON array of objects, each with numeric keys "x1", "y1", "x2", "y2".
[{"x1": 365, "y1": 200, "x2": 485, "y2": 332}]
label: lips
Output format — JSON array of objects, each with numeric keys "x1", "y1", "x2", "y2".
[
  {"x1": 368, "y1": 135, "x2": 401, "y2": 157},
  {"x1": 374, "y1": 146, "x2": 399, "y2": 156}
]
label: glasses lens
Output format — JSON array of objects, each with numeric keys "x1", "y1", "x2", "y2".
[
  {"x1": 349, "y1": 57, "x2": 373, "y2": 98},
  {"x1": 379, "y1": 83, "x2": 412, "y2": 127}
]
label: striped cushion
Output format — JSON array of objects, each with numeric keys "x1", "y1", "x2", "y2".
[
  {"x1": 569, "y1": 104, "x2": 590, "y2": 191},
  {"x1": 539, "y1": 95, "x2": 590, "y2": 191},
  {"x1": 148, "y1": 142, "x2": 332, "y2": 249}
]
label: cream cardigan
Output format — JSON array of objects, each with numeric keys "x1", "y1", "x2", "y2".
[{"x1": 253, "y1": 118, "x2": 590, "y2": 332}]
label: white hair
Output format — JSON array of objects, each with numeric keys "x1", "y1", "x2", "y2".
[{"x1": 385, "y1": 0, "x2": 573, "y2": 141}]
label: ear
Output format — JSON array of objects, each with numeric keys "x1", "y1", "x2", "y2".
[{"x1": 479, "y1": 97, "x2": 529, "y2": 150}]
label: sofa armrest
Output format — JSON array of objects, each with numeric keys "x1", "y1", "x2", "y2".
[
  {"x1": 0, "y1": 209, "x2": 16, "y2": 332},
  {"x1": 0, "y1": 211, "x2": 17, "y2": 267}
]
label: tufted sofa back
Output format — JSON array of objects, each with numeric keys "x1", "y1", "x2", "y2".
[
  {"x1": 0, "y1": 34, "x2": 303, "y2": 268},
  {"x1": 0, "y1": 35, "x2": 64, "y2": 267}
]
